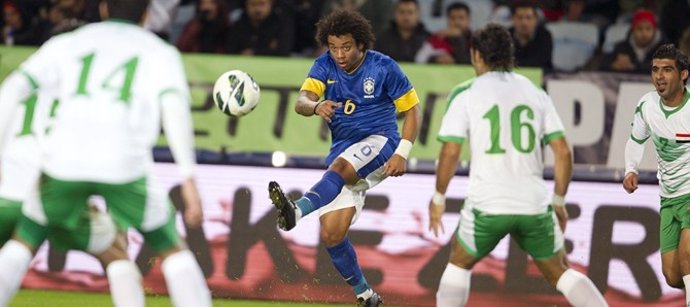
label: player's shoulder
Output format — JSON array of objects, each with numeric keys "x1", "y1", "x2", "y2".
[
  {"x1": 448, "y1": 78, "x2": 476, "y2": 102},
  {"x1": 366, "y1": 50, "x2": 398, "y2": 68},
  {"x1": 637, "y1": 91, "x2": 659, "y2": 106}
]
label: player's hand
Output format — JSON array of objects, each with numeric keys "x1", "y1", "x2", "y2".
[
  {"x1": 428, "y1": 200, "x2": 445, "y2": 237},
  {"x1": 181, "y1": 178, "x2": 203, "y2": 228},
  {"x1": 314, "y1": 100, "x2": 342, "y2": 123},
  {"x1": 623, "y1": 172, "x2": 639, "y2": 194},
  {"x1": 383, "y1": 154, "x2": 407, "y2": 177},
  {"x1": 553, "y1": 205, "x2": 568, "y2": 232}
]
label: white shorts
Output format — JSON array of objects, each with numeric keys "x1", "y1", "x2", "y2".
[{"x1": 318, "y1": 135, "x2": 390, "y2": 223}]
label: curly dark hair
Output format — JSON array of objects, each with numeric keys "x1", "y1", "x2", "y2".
[
  {"x1": 315, "y1": 10, "x2": 375, "y2": 50},
  {"x1": 470, "y1": 23, "x2": 514, "y2": 72},
  {"x1": 652, "y1": 43, "x2": 690, "y2": 85},
  {"x1": 106, "y1": 0, "x2": 150, "y2": 22}
]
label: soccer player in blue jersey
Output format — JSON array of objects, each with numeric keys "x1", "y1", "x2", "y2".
[{"x1": 268, "y1": 9, "x2": 421, "y2": 307}]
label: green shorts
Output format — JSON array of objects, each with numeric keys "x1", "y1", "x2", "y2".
[
  {"x1": 659, "y1": 193, "x2": 690, "y2": 253},
  {"x1": 455, "y1": 205, "x2": 563, "y2": 261},
  {"x1": 20, "y1": 175, "x2": 180, "y2": 252},
  {"x1": 0, "y1": 198, "x2": 22, "y2": 246}
]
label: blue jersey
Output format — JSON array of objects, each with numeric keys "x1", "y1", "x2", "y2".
[{"x1": 300, "y1": 50, "x2": 419, "y2": 164}]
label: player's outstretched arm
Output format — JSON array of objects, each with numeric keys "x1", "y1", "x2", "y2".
[
  {"x1": 428, "y1": 141, "x2": 462, "y2": 237},
  {"x1": 384, "y1": 104, "x2": 421, "y2": 177},
  {"x1": 549, "y1": 136, "x2": 572, "y2": 232}
]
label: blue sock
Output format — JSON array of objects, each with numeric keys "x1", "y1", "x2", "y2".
[
  {"x1": 326, "y1": 238, "x2": 370, "y2": 296},
  {"x1": 295, "y1": 170, "x2": 345, "y2": 217}
]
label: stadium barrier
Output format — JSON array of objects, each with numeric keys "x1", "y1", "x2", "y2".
[{"x1": 23, "y1": 163, "x2": 678, "y2": 306}]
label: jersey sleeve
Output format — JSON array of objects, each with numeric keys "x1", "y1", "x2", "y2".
[
  {"x1": 629, "y1": 99, "x2": 650, "y2": 144},
  {"x1": 385, "y1": 61, "x2": 419, "y2": 112},
  {"x1": 437, "y1": 91, "x2": 469, "y2": 144},
  {"x1": 299, "y1": 58, "x2": 327, "y2": 98},
  {"x1": 542, "y1": 93, "x2": 566, "y2": 143}
]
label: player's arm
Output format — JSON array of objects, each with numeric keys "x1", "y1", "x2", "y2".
[
  {"x1": 0, "y1": 72, "x2": 36, "y2": 155},
  {"x1": 429, "y1": 140, "x2": 462, "y2": 237},
  {"x1": 384, "y1": 103, "x2": 421, "y2": 177},
  {"x1": 623, "y1": 100, "x2": 649, "y2": 194},
  {"x1": 159, "y1": 51, "x2": 203, "y2": 228},
  {"x1": 549, "y1": 136, "x2": 572, "y2": 232}
]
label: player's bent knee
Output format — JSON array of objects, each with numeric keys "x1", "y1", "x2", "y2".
[
  {"x1": 662, "y1": 271, "x2": 684, "y2": 288},
  {"x1": 320, "y1": 230, "x2": 348, "y2": 247}
]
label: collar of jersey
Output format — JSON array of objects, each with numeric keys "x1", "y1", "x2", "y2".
[
  {"x1": 658, "y1": 89, "x2": 690, "y2": 119},
  {"x1": 345, "y1": 50, "x2": 368, "y2": 75}
]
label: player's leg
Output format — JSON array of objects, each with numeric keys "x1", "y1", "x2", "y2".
[
  {"x1": 100, "y1": 177, "x2": 211, "y2": 307},
  {"x1": 0, "y1": 198, "x2": 22, "y2": 246},
  {"x1": 269, "y1": 135, "x2": 395, "y2": 230},
  {"x1": 658, "y1": 204, "x2": 683, "y2": 288},
  {"x1": 519, "y1": 209, "x2": 607, "y2": 307},
  {"x1": 48, "y1": 205, "x2": 145, "y2": 307},
  {"x1": 318, "y1": 185, "x2": 381, "y2": 306},
  {"x1": 436, "y1": 205, "x2": 507, "y2": 307}
]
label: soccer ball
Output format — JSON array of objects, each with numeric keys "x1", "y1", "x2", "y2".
[{"x1": 212, "y1": 70, "x2": 260, "y2": 117}]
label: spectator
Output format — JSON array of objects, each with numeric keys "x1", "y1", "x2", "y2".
[
  {"x1": 415, "y1": 1, "x2": 471, "y2": 64},
  {"x1": 2, "y1": 0, "x2": 52, "y2": 46},
  {"x1": 376, "y1": 0, "x2": 430, "y2": 62},
  {"x1": 509, "y1": 2, "x2": 553, "y2": 70},
  {"x1": 47, "y1": 0, "x2": 87, "y2": 36},
  {"x1": 292, "y1": 0, "x2": 325, "y2": 56},
  {"x1": 227, "y1": 0, "x2": 294, "y2": 56},
  {"x1": 176, "y1": 0, "x2": 230, "y2": 53},
  {"x1": 600, "y1": 8, "x2": 667, "y2": 74},
  {"x1": 144, "y1": 0, "x2": 181, "y2": 41},
  {"x1": 660, "y1": 0, "x2": 690, "y2": 46}
]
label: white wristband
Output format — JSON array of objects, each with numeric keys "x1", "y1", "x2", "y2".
[
  {"x1": 432, "y1": 191, "x2": 446, "y2": 206},
  {"x1": 552, "y1": 194, "x2": 566, "y2": 207},
  {"x1": 394, "y1": 139, "x2": 413, "y2": 159}
]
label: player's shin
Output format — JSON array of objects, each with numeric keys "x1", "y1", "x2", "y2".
[
  {"x1": 297, "y1": 171, "x2": 346, "y2": 217},
  {"x1": 683, "y1": 275, "x2": 690, "y2": 306},
  {"x1": 556, "y1": 269, "x2": 608, "y2": 307},
  {"x1": 436, "y1": 263, "x2": 471, "y2": 307},
  {"x1": 326, "y1": 238, "x2": 372, "y2": 299},
  {"x1": 107, "y1": 260, "x2": 145, "y2": 307},
  {"x1": 0, "y1": 240, "x2": 33, "y2": 306},
  {"x1": 161, "y1": 250, "x2": 212, "y2": 307}
]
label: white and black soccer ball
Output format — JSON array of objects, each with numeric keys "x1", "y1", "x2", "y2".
[{"x1": 212, "y1": 70, "x2": 260, "y2": 117}]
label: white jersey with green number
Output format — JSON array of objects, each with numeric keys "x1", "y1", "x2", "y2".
[
  {"x1": 17, "y1": 20, "x2": 193, "y2": 183},
  {"x1": 438, "y1": 72, "x2": 565, "y2": 215},
  {"x1": 630, "y1": 90, "x2": 690, "y2": 198}
]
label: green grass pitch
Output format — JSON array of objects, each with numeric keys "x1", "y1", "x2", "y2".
[{"x1": 11, "y1": 290, "x2": 352, "y2": 307}]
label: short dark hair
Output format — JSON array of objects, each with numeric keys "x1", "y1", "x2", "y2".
[
  {"x1": 447, "y1": 2, "x2": 470, "y2": 16},
  {"x1": 105, "y1": 0, "x2": 150, "y2": 23},
  {"x1": 471, "y1": 23, "x2": 514, "y2": 71},
  {"x1": 510, "y1": 1, "x2": 538, "y2": 16},
  {"x1": 315, "y1": 10, "x2": 375, "y2": 50},
  {"x1": 652, "y1": 43, "x2": 690, "y2": 84}
]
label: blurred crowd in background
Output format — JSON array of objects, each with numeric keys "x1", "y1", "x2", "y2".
[{"x1": 2, "y1": 0, "x2": 690, "y2": 74}]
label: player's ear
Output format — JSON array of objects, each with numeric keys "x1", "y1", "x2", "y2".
[{"x1": 681, "y1": 68, "x2": 689, "y2": 84}]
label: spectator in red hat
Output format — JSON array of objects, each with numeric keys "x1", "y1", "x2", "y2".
[
  {"x1": 600, "y1": 8, "x2": 668, "y2": 74},
  {"x1": 2, "y1": 0, "x2": 52, "y2": 46}
]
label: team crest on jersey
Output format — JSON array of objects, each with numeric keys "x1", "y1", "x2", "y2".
[{"x1": 363, "y1": 77, "x2": 375, "y2": 98}]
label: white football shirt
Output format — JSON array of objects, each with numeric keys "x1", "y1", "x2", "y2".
[
  {"x1": 630, "y1": 90, "x2": 690, "y2": 198},
  {"x1": 14, "y1": 20, "x2": 195, "y2": 183},
  {"x1": 438, "y1": 72, "x2": 566, "y2": 214}
]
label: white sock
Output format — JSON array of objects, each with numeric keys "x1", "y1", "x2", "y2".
[
  {"x1": 106, "y1": 260, "x2": 145, "y2": 307},
  {"x1": 556, "y1": 269, "x2": 608, "y2": 307},
  {"x1": 683, "y1": 274, "x2": 690, "y2": 306},
  {"x1": 0, "y1": 240, "x2": 33, "y2": 306},
  {"x1": 357, "y1": 288, "x2": 373, "y2": 300},
  {"x1": 436, "y1": 263, "x2": 472, "y2": 307},
  {"x1": 161, "y1": 250, "x2": 212, "y2": 307}
]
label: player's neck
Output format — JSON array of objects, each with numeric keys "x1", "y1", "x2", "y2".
[
  {"x1": 661, "y1": 88, "x2": 687, "y2": 108},
  {"x1": 345, "y1": 51, "x2": 366, "y2": 74}
]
